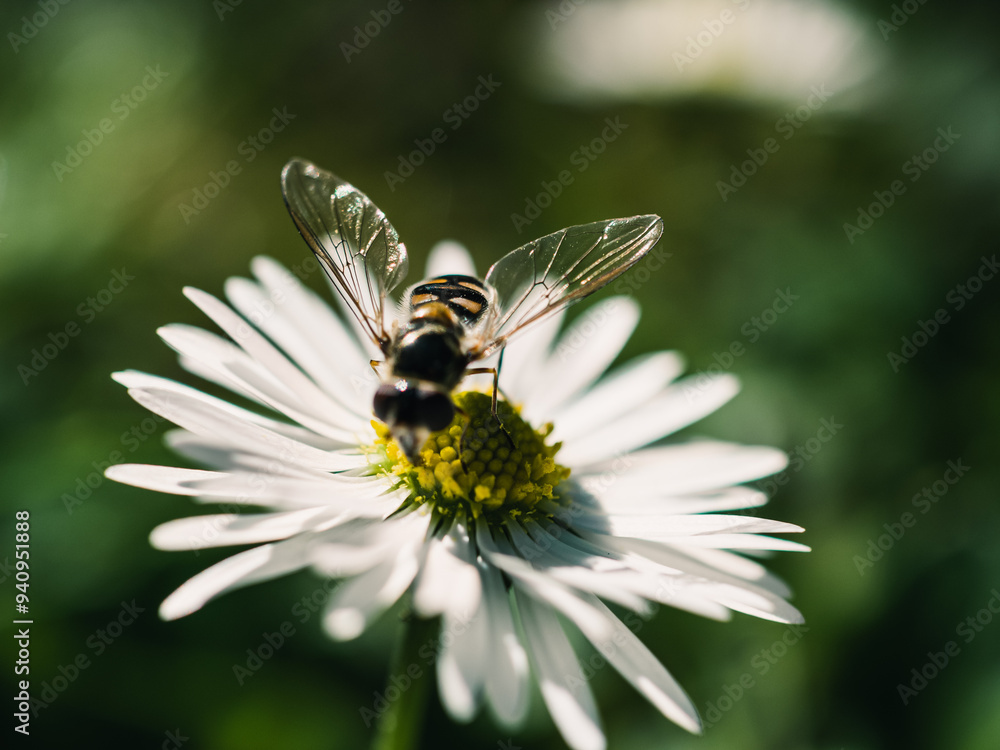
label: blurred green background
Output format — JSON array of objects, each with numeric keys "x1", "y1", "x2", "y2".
[{"x1": 2, "y1": 0, "x2": 998, "y2": 748}]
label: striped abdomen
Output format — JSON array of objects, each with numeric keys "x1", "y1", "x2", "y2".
[{"x1": 408, "y1": 275, "x2": 491, "y2": 326}]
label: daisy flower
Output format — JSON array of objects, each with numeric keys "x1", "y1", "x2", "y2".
[{"x1": 107, "y1": 242, "x2": 807, "y2": 750}]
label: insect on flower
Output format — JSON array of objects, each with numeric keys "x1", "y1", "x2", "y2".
[{"x1": 281, "y1": 158, "x2": 664, "y2": 464}]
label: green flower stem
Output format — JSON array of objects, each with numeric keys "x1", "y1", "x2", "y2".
[{"x1": 371, "y1": 613, "x2": 438, "y2": 750}]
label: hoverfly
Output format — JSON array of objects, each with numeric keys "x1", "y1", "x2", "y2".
[{"x1": 280, "y1": 158, "x2": 663, "y2": 464}]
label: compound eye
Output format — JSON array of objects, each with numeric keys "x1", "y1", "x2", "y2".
[
  {"x1": 418, "y1": 391, "x2": 454, "y2": 432},
  {"x1": 373, "y1": 384, "x2": 399, "y2": 423}
]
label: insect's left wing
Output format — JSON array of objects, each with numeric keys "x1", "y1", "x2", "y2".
[
  {"x1": 281, "y1": 158, "x2": 408, "y2": 352},
  {"x1": 471, "y1": 215, "x2": 663, "y2": 359}
]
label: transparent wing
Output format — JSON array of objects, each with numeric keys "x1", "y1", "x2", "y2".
[
  {"x1": 472, "y1": 215, "x2": 663, "y2": 358},
  {"x1": 281, "y1": 158, "x2": 409, "y2": 351}
]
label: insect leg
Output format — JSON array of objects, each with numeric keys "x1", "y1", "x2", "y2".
[
  {"x1": 464, "y1": 362, "x2": 515, "y2": 449},
  {"x1": 370, "y1": 359, "x2": 382, "y2": 376}
]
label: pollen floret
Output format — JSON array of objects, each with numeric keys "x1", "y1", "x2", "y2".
[{"x1": 372, "y1": 391, "x2": 570, "y2": 520}]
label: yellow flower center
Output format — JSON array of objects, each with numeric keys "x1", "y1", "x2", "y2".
[{"x1": 369, "y1": 391, "x2": 571, "y2": 521}]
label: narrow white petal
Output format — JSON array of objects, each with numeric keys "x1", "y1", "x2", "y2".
[
  {"x1": 250, "y1": 255, "x2": 370, "y2": 377},
  {"x1": 159, "y1": 537, "x2": 311, "y2": 620},
  {"x1": 412, "y1": 522, "x2": 481, "y2": 619},
  {"x1": 591, "y1": 487, "x2": 769, "y2": 515},
  {"x1": 480, "y1": 559, "x2": 529, "y2": 726},
  {"x1": 500, "y1": 309, "x2": 565, "y2": 404},
  {"x1": 150, "y1": 507, "x2": 342, "y2": 550},
  {"x1": 163, "y1": 430, "x2": 342, "y2": 474},
  {"x1": 225, "y1": 276, "x2": 372, "y2": 426},
  {"x1": 437, "y1": 596, "x2": 489, "y2": 722},
  {"x1": 570, "y1": 594, "x2": 702, "y2": 734},
  {"x1": 424, "y1": 240, "x2": 477, "y2": 278},
  {"x1": 125, "y1": 387, "x2": 359, "y2": 472},
  {"x1": 183, "y1": 286, "x2": 364, "y2": 433},
  {"x1": 699, "y1": 583, "x2": 804, "y2": 624},
  {"x1": 594, "y1": 534, "x2": 793, "y2": 599},
  {"x1": 515, "y1": 588, "x2": 606, "y2": 750},
  {"x1": 323, "y1": 547, "x2": 420, "y2": 640},
  {"x1": 657, "y1": 533, "x2": 811, "y2": 552},
  {"x1": 525, "y1": 297, "x2": 639, "y2": 419},
  {"x1": 107, "y1": 463, "x2": 392, "y2": 513},
  {"x1": 559, "y1": 375, "x2": 741, "y2": 467},
  {"x1": 156, "y1": 324, "x2": 273, "y2": 406},
  {"x1": 579, "y1": 513, "x2": 805, "y2": 541},
  {"x1": 113, "y1": 369, "x2": 338, "y2": 448},
  {"x1": 578, "y1": 441, "x2": 788, "y2": 498},
  {"x1": 506, "y1": 522, "x2": 649, "y2": 612},
  {"x1": 550, "y1": 352, "x2": 685, "y2": 441}
]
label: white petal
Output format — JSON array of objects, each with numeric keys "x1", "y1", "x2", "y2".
[
  {"x1": 579, "y1": 441, "x2": 788, "y2": 498},
  {"x1": 163, "y1": 430, "x2": 340, "y2": 474},
  {"x1": 311, "y1": 511, "x2": 430, "y2": 578},
  {"x1": 653, "y1": 533, "x2": 811, "y2": 552},
  {"x1": 565, "y1": 594, "x2": 702, "y2": 734},
  {"x1": 506, "y1": 522, "x2": 649, "y2": 612},
  {"x1": 559, "y1": 374, "x2": 741, "y2": 467},
  {"x1": 156, "y1": 324, "x2": 280, "y2": 406},
  {"x1": 524, "y1": 297, "x2": 639, "y2": 420},
  {"x1": 183, "y1": 286, "x2": 364, "y2": 434},
  {"x1": 424, "y1": 240, "x2": 477, "y2": 277},
  {"x1": 159, "y1": 537, "x2": 311, "y2": 620},
  {"x1": 578, "y1": 513, "x2": 804, "y2": 541},
  {"x1": 437, "y1": 594, "x2": 489, "y2": 722},
  {"x1": 500, "y1": 308, "x2": 565, "y2": 404},
  {"x1": 251, "y1": 256, "x2": 375, "y2": 410},
  {"x1": 225, "y1": 276, "x2": 372, "y2": 426},
  {"x1": 125, "y1": 386, "x2": 360, "y2": 472},
  {"x1": 550, "y1": 352, "x2": 685, "y2": 441},
  {"x1": 595, "y1": 534, "x2": 793, "y2": 599},
  {"x1": 591, "y1": 487, "x2": 769, "y2": 515},
  {"x1": 480, "y1": 560, "x2": 529, "y2": 726},
  {"x1": 113, "y1": 369, "x2": 338, "y2": 448},
  {"x1": 150, "y1": 507, "x2": 342, "y2": 550},
  {"x1": 412, "y1": 522, "x2": 481, "y2": 618},
  {"x1": 323, "y1": 547, "x2": 420, "y2": 640},
  {"x1": 159, "y1": 323, "x2": 360, "y2": 445},
  {"x1": 515, "y1": 588, "x2": 606, "y2": 750}
]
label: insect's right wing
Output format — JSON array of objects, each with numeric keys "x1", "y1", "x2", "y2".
[
  {"x1": 281, "y1": 158, "x2": 409, "y2": 352},
  {"x1": 471, "y1": 215, "x2": 663, "y2": 358}
]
